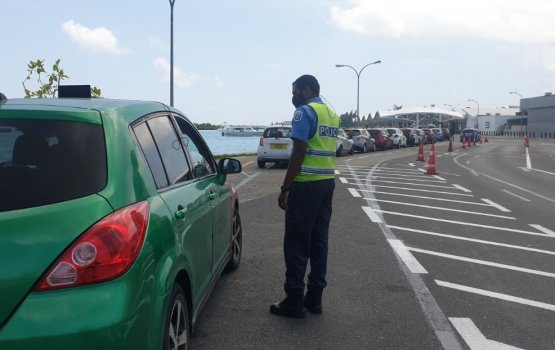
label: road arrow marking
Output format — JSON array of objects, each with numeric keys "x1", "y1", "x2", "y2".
[{"x1": 529, "y1": 224, "x2": 555, "y2": 236}]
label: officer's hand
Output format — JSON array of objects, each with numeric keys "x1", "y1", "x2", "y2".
[{"x1": 278, "y1": 191, "x2": 289, "y2": 211}]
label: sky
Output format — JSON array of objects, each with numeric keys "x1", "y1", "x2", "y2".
[{"x1": 2, "y1": 0, "x2": 555, "y2": 125}]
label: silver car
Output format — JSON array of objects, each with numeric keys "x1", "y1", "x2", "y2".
[
  {"x1": 336, "y1": 128, "x2": 355, "y2": 156},
  {"x1": 344, "y1": 128, "x2": 376, "y2": 153}
]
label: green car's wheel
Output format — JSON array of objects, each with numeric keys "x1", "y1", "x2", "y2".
[
  {"x1": 164, "y1": 285, "x2": 189, "y2": 350},
  {"x1": 225, "y1": 209, "x2": 242, "y2": 272}
]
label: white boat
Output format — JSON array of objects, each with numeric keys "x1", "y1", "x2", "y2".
[{"x1": 220, "y1": 125, "x2": 267, "y2": 137}]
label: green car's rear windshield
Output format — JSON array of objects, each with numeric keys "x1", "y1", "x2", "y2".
[{"x1": 0, "y1": 119, "x2": 107, "y2": 212}]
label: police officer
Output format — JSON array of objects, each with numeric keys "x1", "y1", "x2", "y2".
[{"x1": 271, "y1": 75, "x2": 339, "y2": 318}]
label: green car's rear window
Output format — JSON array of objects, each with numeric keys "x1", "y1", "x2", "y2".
[{"x1": 0, "y1": 119, "x2": 106, "y2": 212}]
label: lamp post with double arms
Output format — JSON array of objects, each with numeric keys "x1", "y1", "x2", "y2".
[
  {"x1": 169, "y1": 0, "x2": 176, "y2": 107},
  {"x1": 509, "y1": 91, "x2": 524, "y2": 136},
  {"x1": 467, "y1": 98, "x2": 480, "y2": 129},
  {"x1": 335, "y1": 60, "x2": 381, "y2": 123}
]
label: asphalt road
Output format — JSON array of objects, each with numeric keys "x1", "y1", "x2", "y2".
[{"x1": 191, "y1": 137, "x2": 555, "y2": 350}]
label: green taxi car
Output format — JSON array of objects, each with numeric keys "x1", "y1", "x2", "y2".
[{"x1": 0, "y1": 94, "x2": 243, "y2": 350}]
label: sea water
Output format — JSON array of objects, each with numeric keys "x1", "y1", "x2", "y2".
[{"x1": 199, "y1": 130, "x2": 259, "y2": 156}]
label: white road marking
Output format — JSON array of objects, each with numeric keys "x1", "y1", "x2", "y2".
[
  {"x1": 525, "y1": 147, "x2": 532, "y2": 169},
  {"x1": 388, "y1": 225, "x2": 555, "y2": 256},
  {"x1": 518, "y1": 167, "x2": 531, "y2": 172},
  {"x1": 436, "y1": 280, "x2": 555, "y2": 312},
  {"x1": 470, "y1": 169, "x2": 479, "y2": 176},
  {"x1": 433, "y1": 175, "x2": 446, "y2": 181},
  {"x1": 438, "y1": 154, "x2": 444, "y2": 157},
  {"x1": 449, "y1": 318, "x2": 524, "y2": 350},
  {"x1": 502, "y1": 189, "x2": 530, "y2": 202},
  {"x1": 453, "y1": 184, "x2": 472, "y2": 193},
  {"x1": 335, "y1": 170, "x2": 340, "y2": 174},
  {"x1": 366, "y1": 180, "x2": 455, "y2": 189},
  {"x1": 409, "y1": 247, "x2": 555, "y2": 278},
  {"x1": 531, "y1": 168, "x2": 555, "y2": 176},
  {"x1": 455, "y1": 154, "x2": 555, "y2": 203},
  {"x1": 364, "y1": 198, "x2": 515, "y2": 219},
  {"x1": 388, "y1": 240, "x2": 428, "y2": 274},
  {"x1": 466, "y1": 160, "x2": 471, "y2": 164},
  {"x1": 481, "y1": 199, "x2": 511, "y2": 212},
  {"x1": 235, "y1": 172, "x2": 260, "y2": 190},
  {"x1": 348, "y1": 174, "x2": 446, "y2": 183},
  {"x1": 242, "y1": 161, "x2": 254, "y2": 167},
  {"x1": 348, "y1": 188, "x2": 361, "y2": 197},
  {"x1": 367, "y1": 209, "x2": 555, "y2": 238},
  {"x1": 362, "y1": 206, "x2": 382, "y2": 223},
  {"x1": 529, "y1": 224, "x2": 555, "y2": 236},
  {"x1": 339, "y1": 177, "x2": 348, "y2": 184},
  {"x1": 418, "y1": 168, "x2": 427, "y2": 173},
  {"x1": 355, "y1": 184, "x2": 474, "y2": 196},
  {"x1": 408, "y1": 163, "x2": 415, "y2": 167},
  {"x1": 359, "y1": 190, "x2": 486, "y2": 205}
]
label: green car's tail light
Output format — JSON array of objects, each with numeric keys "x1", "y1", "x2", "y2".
[{"x1": 34, "y1": 201, "x2": 150, "y2": 291}]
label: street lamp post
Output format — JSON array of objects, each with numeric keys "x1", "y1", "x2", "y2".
[
  {"x1": 169, "y1": 0, "x2": 176, "y2": 107},
  {"x1": 467, "y1": 98, "x2": 479, "y2": 129},
  {"x1": 509, "y1": 91, "x2": 524, "y2": 136},
  {"x1": 335, "y1": 60, "x2": 381, "y2": 123}
]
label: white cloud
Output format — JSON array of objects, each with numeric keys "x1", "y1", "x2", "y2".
[
  {"x1": 62, "y1": 20, "x2": 130, "y2": 54},
  {"x1": 268, "y1": 63, "x2": 282, "y2": 70},
  {"x1": 330, "y1": 0, "x2": 555, "y2": 44},
  {"x1": 212, "y1": 76, "x2": 225, "y2": 88},
  {"x1": 152, "y1": 57, "x2": 199, "y2": 88}
]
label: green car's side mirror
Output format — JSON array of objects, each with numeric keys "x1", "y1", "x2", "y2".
[{"x1": 216, "y1": 158, "x2": 242, "y2": 184}]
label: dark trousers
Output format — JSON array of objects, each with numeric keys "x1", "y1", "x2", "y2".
[{"x1": 284, "y1": 179, "x2": 335, "y2": 298}]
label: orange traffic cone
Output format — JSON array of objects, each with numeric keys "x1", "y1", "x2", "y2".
[
  {"x1": 461, "y1": 134, "x2": 467, "y2": 149},
  {"x1": 484, "y1": 136, "x2": 489, "y2": 143},
  {"x1": 416, "y1": 139, "x2": 425, "y2": 161},
  {"x1": 524, "y1": 135, "x2": 529, "y2": 147},
  {"x1": 467, "y1": 134, "x2": 472, "y2": 148},
  {"x1": 448, "y1": 138, "x2": 453, "y2": 152},
  {"x1": 426, "y1": 143, "x2": 438, "y2": 175}
]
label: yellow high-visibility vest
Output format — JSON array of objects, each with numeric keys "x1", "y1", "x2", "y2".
[{"x1": 295, "y1": 102, "x2": 339, "y2": 182}]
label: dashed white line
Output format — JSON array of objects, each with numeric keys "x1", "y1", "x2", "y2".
[
  {"x1": 387, "y1": 225, "x2": 555, "y2": 256},
  {"x1": 436, "y1": 280, "x2": 555, "y2": 312},
  {"x1": 365, "y1": 180, "x2": 455, "y2": 189},
  {"x1": 335, "y1": 170, "x2": 340, "y2": 174},
  {"x1": 348, "y1": 188, "x2": 361, "y2": 197},
  {"x1": 409, "y1": 247, "x2": 555, "y2": 278},
  {"x1": 433, "y1": 175, "x2": 446, "y2": 181},
  {"x1": 502, "y1": 189, "x2": 530, "y2": 202},
  {"x1": 339, "y1": 177, "x2": 348, "y2": 184},
  {"x1": 453, "y1": 184, "x2": 472, "y2": 193},
  {"x1": 481, "y1": 199, "x2": 511, "y2": 212},
  {"x1": 388, "y1": 240, "x2": 428, "y2": 274},
  {"x1": 449, "y1": 318, "x2": 524, "y2": 350},
  {"x1": 362, "y1": 206, "x2": 382, "y2": 223},
  {"x1": 529, "y1": 224, "x2": 555, "y2": 236}
]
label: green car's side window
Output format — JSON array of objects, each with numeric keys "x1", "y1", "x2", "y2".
[
  {"x1": 134, "y1": 115, "x2": 193, "y2": 189},
  {"x1": 174, "y1": 116, "x2": 216, "y2": 179}
]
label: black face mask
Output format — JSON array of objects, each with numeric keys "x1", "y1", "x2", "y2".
[{"x1": 292, "y1": 93, "x2": 305, "y2": 108}]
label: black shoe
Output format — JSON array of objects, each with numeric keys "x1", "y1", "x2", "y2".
[
  {"x1": 304, "y1": 290, "x2": 322, "y2": 314},
  {"x1": 270, "y1": 297, "x2": 306, "y2": 318}
]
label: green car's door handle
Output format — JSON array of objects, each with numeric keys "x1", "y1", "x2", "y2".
[{"x1": 175, "y1": 205, "x2": 187, "y2": 219}]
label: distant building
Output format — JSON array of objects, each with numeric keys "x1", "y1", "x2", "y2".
[
  {"x1": 461, "y1": 107, "x2": 520, "y2": 134},
  {"x1": 374, "y1": 106, "x2": 465, "y2": 131},
  {"x1": 521, "y1": 93, "x2": 555, "y2": 138}
]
